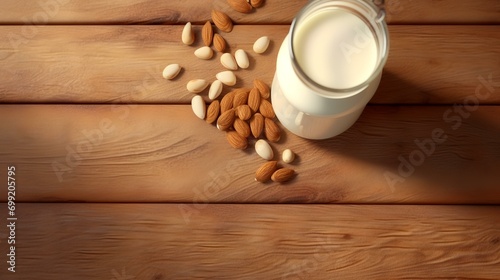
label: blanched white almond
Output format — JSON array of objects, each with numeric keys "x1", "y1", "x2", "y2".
[
  {"x1": 282, "y1": 149, "x2": 295, "y2": 163},
  {"x1": 162, "y1": 64, "x2": 181, "y2": 80},
  {"x1": 191, "y1": 95, "x2": 206, "y2": 120},
  {"x1": 209, "y1": 80, "x2": 223, "y2": 100},
  {"x1": 187, "y1": 79, "x2": 209, "y2": 94},
  {"x1": 194, "y1": 46, "x2": 214, "y2": 60},
  {"x1": 182, "y1": 22, "x2": 195, "y2": 45},
  {"x1": 220, "y1": 53, "x2": 238, "y2": 70},
  {"x1": 253, "y1": 36, "x2": 270, "y2": 54},
  {"x1": 255, "y1": 139, "x2": 274, "y2": 160},
  {"x1": 235, "y1": 49, "x2": 250, "y2": 69},
  {"x1": 216, "y1": 71, "x2": 237, "y2": 86}
]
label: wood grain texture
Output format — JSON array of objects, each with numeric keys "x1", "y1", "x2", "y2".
[
  {"x1": 0, "y1": 25, "x2": 499, "y2": 104},
  {"x1": 0, "y1": 1, "x2": 498, "y2": 278},
  {"x1": 0, "y1": 0, "x2": 499, "y2": 24},
  {"x1": 0, "y1": 204, "x2": 499, "y2": 279},
  {"x1": 0, "y1": 105, "x2": 499, "y2": 204},
  {"x1": 385, "y1": 0, "x2": 500, "y2": 24}
]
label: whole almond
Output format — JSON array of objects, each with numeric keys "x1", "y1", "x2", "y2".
[
  {"x1": 264, "y1": 117, "x2": 281, "y2": 142},
  {"x1": 220, "y1": 53, "x2": 238, "y2": 70},
  {"x1": 212, "y1": 10, "x2": 233, "y2": 33},
  {"x1": 191, "y1": 95, "x2": 206, "y2": 120},
  {"x1": 253, "y1": 79, "x2": 270, "y2": 99},
  {"x1": 259, "y1": 99, "x2": 275, "y2": 119},
  {"x1": 228, "y1": 0, "x2": 253, "y2": 13},
  {"x1": 217, "y1": 108, "x2": 236, "y2": 131},
  {"x1": 220, "y1": 91, "x2": 236, "y2": 113},
  {"x1": 282, "y1": 149, "x2": 295, "y2": 163},
  {"x1": 206, "y1": 100, "x2": 220, "y2": 124},
  {"x1": 232, "y1": 87, "x2": 251, "y2": 95},
  {"x1": 233, "y1": 90, "x2": 249, "y2": 108},
  {"x1": 227, "y1": 131, "x2": 248, "y2": 149},
  {"x1": 255, "y1": 139, "x2": 274, "y2": 160},
  {"x1": 248, "y1": 87, "x2": 261, "y2": 112},
  {"x1": 250, "y1": 0, "x2": 265, "y2": 8},
  {"x1": 194, "y1": 46, "x2": 214, "y2": 60},
  {"x1": 216, "y1": 70, "x2": 237, "y2": 86},
  {"x1": 235, "y1": 49, "x2": 250, "y2": 69},
  {"x1": 253, "y1": 36, "x2": 270, "y2": 54},
  {"x1": 202, "y1": 21, "x2": 214, "y2": 46},
  {"x1": 236, "y1": 105, "x2": 252, "y2": 121},
  {"x1": 255, "y1": 161, "x2": 278, "y2": 182},
  {"x1": 213, "y1": 34, "x2": 227, "y2": 52},
  {"x1": 250, "y1": 113, "x2": 264, "y2": 138},
  {"x1": 271, "y1": 168, "x2": 295, "y2": 183},
  {"x1": 187, "y1": 79, "x2": 209, "y2": 94},
  {"x1": 234, "y1": 118, "x2": 251, "y2": 138},
  {"x1": 182, "y1": 22, "x2": 194, "y2": 45},
  {"x1": 162, "y1": 64, "x2": 181, "y2": 80},
  {"x1": 209, "y1": 80, "x2": 223, "y2": 100}
]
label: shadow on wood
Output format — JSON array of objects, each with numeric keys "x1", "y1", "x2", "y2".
[{"x1": 304, "y1": 71, "x2": 500, "y2": 202}]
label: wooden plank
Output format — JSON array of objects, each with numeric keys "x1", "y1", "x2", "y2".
[
  {"x1": 385, "y1": 0, "x2": 500, "y2": 24},
  {"x1": 0, "y1": 203, "x2": 499, "y2": 279},
  {"x1": 0, "y1": 25, "x2": 499, "y2": 104},
  {"x1": 0, "y1": 0, "x2": 498, "y2": 24},
  {"x1": 0, "y1": 104, "x2": 499, "y2": 204}
]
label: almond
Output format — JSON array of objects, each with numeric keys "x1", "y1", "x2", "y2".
[
  {"x1": 202, "y1": 21, "x2": 213, "y2": 46},
  {"x1": 206, "y1": 100, "x2": 220, "y2": 124},
  {"x1": 228, "y1": 0, "x2": 253, "y2": 13},
  {"x1": 253, "y1": 36, "x2": 270, "y2": 54},
  {"x1": 235, "y1": 49, "x2": 250, "y2": 69},
  {"x1": 247, "y1": 87, "x2": 261, "y2": 112},
  {"x1": 213, "y1": 34, "x2": 227, "y2": 52},
  {"x1": 255, "y1": 139, "x2": 273, "y2": 160},
  {"x1": 187, "y1": 79, "x2": 209, "y2": 94},
  {"x1": 182, "y1": 22, "x2": 194, "y2": 45},
  {"x1": 234, "y1": 118, "x2": 251, "y2": 138},
  {"x1": 220, "y1": 53, "x2": 238, "y2": 70},
  {"x1": 162, "y1": 64, "x2": 181, "y2": 80},
  {"x1": 271, "y1": 168, "x2": 295, "y2": 183},
  {"x1": 236, "y1": 105, "x2": 252, "y2": 121},
  {"x1": 216, "y1": 70, "x2": 237, "y2": 86},
  {"x1": 250, "y1": 113, "x2": 264, "y2": 138},
  {"x1": 233, "y1": 89, "x2": 249, "y2": 108},
  {"x1": 282, "y1": 149, "x2": 295, "y2": 163},
  {"x1": 250, "y1": 0, "x2": 265, "y2": 8},
  {"x1": 212, "y1": 10, "x2": 233, "y2": 33},
  {"x1": 227, "y1": 131, "x2": 248, "y2": 149},
  {"x1": 253, "y1": 79, "x2": 270, "y2": 99},
  {"x1": 264, "y1": 117, "x2": 281, "y2": 142},
  {"x1": 255, "y1": 161, "x2": 278, "y2": 182},
  {"x1": 209, "y1": 80, "x2": 223, "y2": 100},
  {"x1": 220, "y1": 91, "x2": 236, "y2": 113},
  {"x1": 232, "y1": 87, "x2": 251, "y2": 95},
  {"x1": 259, "y1": 99, "x2": 275, "y2": 119},
  {"x1": 191, "y1": 95, "x2": 206, "y2": 120},
  {"x1": 217, "y1": 108, "x2": 236, "y2": 131},
  {"x1": 194, "y1": 46, "x2": 214, "y2": 60}
]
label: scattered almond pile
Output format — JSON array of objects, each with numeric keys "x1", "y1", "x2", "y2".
[{"x1": 163, "y1": 0, "x2": 296, "y2": 183}]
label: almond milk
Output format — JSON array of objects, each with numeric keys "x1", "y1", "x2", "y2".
[{"x1": 272, "y1": 0, "x2": 389, "y2": 139}]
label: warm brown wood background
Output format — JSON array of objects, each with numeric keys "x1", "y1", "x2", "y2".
[{"x1": 0, "y1": 0, "x2": 499, "y2": 279}]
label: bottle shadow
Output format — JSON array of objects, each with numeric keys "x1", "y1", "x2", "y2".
[{"x1": 299, "y1": 71, "x2": 500, "y2": 203}]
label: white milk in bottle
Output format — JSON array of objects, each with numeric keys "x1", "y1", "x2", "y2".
[{"x1": 272, "y1": 0, "x2": 389, "y2": 139}]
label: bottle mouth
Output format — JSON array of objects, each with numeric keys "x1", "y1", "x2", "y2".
[{"x1": 289, "y1": 0, "x2": 389, "y2": 98}]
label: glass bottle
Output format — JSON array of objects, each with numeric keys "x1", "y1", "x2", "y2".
[{"x1": 271, "y1": 0, "x2": 389, "y2": 139}]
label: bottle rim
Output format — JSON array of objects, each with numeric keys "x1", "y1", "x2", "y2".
[{"x1": 289, "y1": 0, "x2": 390, "y2": 97}]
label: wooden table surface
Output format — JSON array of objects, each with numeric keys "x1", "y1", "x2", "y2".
[{"x1": 1, "y1": 0, "x2": 499, "y2": 279}]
